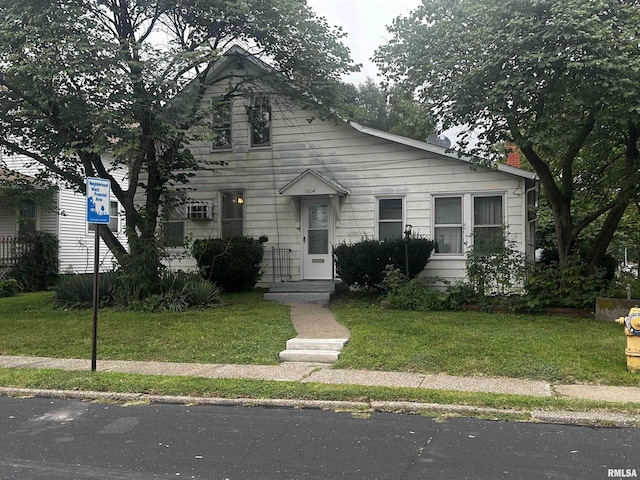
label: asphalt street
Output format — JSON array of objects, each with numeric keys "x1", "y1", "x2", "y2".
[{"x1": 0, "y1": 396, "x2": 638, "y2": 480}]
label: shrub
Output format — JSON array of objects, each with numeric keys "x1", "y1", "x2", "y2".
[
  {"x1": 52, "y1": 272, "x2": 119, "y2": 309},
  {"x1": 53, "y1": 270, "x2": 221, "y2": 312},
  {"x1": 192, "y1": 237, "x2": 266, "y2": 292},
  {"x1": 10, "y1": 232, "x2": 59, "y2": 291},
  {"x1": 522, "y1": 258, "x2": 610, "y2": 310},
  {"x1": 465, "y1": 233, "x2": 528, "y2": 297},
  {"x1": 334, "y1": 237, "x2": 436, "y2": 289},
  {"x1": 444, "y1": 280, "x2": 483, "y2": 310},
  {"x1": 383, "y1": 269, "x2": 448, "y2": 311},
  {"x1": 334, "y1": 239, "x2": 389, "y2": 289},
  {"x1": 183, "y1": 277, "x2": 222, "y2": 308},
  {"x1": 0, "y1": 278, "x2": 21, "y2": 298}
]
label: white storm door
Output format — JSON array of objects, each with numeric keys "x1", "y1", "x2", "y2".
[{"x1": 302, "y1": 199, "x2": 333, "y2": 280}]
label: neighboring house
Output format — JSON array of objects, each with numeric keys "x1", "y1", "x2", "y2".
[
  {"x1": 162, "y1": 47, "x2": 539, "y2": 287},
  {"x1": 0, "y1": 153, "x2": 128, "y2": 275}
]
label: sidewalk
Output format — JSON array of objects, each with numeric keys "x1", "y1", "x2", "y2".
[
  {"x1": 2, "y1": 354, "x2": 640, "y2": 427},
  {"x1": 1, "y1": 302, "x2": 640, "y2": 427},
  {"x1": 1, "y1": 354, "x2": 640, "y2": 404}
]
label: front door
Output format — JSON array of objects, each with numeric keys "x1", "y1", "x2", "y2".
[{"x1": 302, "y1": 198, "x2": 333, "y2": 280}]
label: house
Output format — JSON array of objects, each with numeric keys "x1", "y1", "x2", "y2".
[
  {"x1": 161, "y1": 47, "x2": 539, "y2": 291},
  {"x1": 0, "y1": 152, "x2": 128, "y2": 277}
]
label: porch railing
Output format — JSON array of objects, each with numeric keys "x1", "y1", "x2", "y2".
[
  {"x1": 0, "y1": 236, "x2": 32, "y2": 267},
  {"x1": 272, "y1": 247, "x2": 292, "y2": 283}
]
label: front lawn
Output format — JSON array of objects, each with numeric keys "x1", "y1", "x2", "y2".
[
  {"x1": 0, "y1": 290, "x2": 294, "y2": 365},
  {"x1": 1, "y1": 291, "x2": 639, "y2": 387},
  {"x1": 330, "y1": 294, "x2": 639, "y2": 386}
]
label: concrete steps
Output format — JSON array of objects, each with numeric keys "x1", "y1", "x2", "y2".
[
  {"x1": 279, "y1": 338, "x2": 348, "y2": 364},
  {"x1": 264, "y1": 281, "x2": 340, "y2": 305}
]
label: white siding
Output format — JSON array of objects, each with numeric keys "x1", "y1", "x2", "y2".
[
  {"x1": 1, "y1": 151, "x2": 129, "y2": 273},
  {"x1": 0, "y1": 198, "x2": 17, "y2": 237},
  {"x1": 57, "y1": 188, "x2": 128, "y2": 274},
  {"x1": 168, "y1": 64, "x2": 535, "y2": 285}
]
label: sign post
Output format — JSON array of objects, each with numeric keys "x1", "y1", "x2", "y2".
[{"x1": 86, "y1": 177, "x2": 111, "y2": 372}]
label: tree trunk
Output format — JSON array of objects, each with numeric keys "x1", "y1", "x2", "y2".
[{"x1": 587, "y1": 201, "x2": 629, "y2": 271}]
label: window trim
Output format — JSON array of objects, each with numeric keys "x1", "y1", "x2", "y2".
[
  {"x1": 376, "y1": 196, "x2": 405, "y2": 241},
  {"x1": 431, "y1": 192, "x2": 506, "y2": 257}
]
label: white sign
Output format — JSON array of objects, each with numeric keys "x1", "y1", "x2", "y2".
[{"x1": 86, "y1": 177, "x2": 111, "y2": 224}]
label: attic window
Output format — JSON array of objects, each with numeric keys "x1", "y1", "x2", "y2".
[
  {"x1": 236, "y1": 59, "x2": 244, "y2": 70},
  {"x1": 248, "y1": 95, "x2": 271, "y2": 147},
  {"x1": 211, "y1": 98, "x2": 232, "y2": 150}
]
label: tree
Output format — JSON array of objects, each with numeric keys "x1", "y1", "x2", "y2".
[
  {"x1": 344, "y1": 77, "x2": 435, "y2": 141},
  {"x1": 0, "y1": 0, "x2": 356, "y2": 290},
  {"x1": 375, "y1": 0, "x2": 640, "y2": 272}
]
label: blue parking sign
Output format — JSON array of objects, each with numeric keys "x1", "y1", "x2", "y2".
[{"x1": 86, "y1": 177, "x2": 111, "y2": 224}]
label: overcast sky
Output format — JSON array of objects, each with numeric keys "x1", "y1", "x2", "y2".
[{"x1": 307, "y1": 0, "x2": 422, "y2": 85}]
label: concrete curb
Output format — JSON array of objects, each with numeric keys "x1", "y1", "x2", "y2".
[{"x1": 2, "y1": 387, "x2": 638, "y2": 428}]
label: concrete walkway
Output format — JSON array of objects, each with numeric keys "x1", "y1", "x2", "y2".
[{"x1": 1, "y1": 303, "x2": 640, "y2": 425}]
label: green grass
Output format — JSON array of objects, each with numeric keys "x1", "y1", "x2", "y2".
[
  {"x1": 330, "y1": 293, "x2": 640, "y2": 387},
  {"x1": 0, "y1": 290, "x2": 295, "y2": 365},
  {"x1": 1, "y1": 368, "x2": 639, "y2": 419},
  {"x1": 1, "y1": 290, "x2": 639, "y2": 390}
]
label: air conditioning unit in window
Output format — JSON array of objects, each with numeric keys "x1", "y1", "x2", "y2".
[{"x1": 186, "y1": 204, "x2": 212, "y2": 220}]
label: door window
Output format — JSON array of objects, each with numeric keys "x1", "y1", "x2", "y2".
[{"x1": 308, "y1": 204, "x2": 328, "y2": 255}]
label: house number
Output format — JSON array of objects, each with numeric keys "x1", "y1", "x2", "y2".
[{"x1": 305, "y1": 189, "x2": 315, "y2": 194}]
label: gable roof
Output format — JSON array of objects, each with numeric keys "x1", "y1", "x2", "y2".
[
  {"x1": 205, "y1": 45, "x2": 277, "y2": 85},
  {"x1": 279, "y1": 169, "x2": 350, "y2": 196},
  {"x1": 349, "y1": 123, "x2": 538, "y2": 181},
  {"x1": 206, "y1": 46, "x2": 538, "y2": 183}
]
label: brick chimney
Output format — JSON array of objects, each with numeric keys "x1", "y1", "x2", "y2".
[{"x1": 506, "y1": 142, "x2": 521, "y2": 168}]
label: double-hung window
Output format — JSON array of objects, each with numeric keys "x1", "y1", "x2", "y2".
[
  {"x1": 473, "y1": 195, "x2": 504, "y2": 253},
  {"x1": 377, "y1": 198, "x2": 404, "y2": 241},
  {"x1": 432, "y1": 194, "x2": 505, "y2": 254},
  {"x1": 212, "y1": 98, "x2": 232, "y2": 150},
  {"x1": 434, "y1": 196, "x2": 463, "y2": 254},
  {"x1": 249, "y1": 96, "x2": 271, "y2": 147},
  {"x1": 221, "y1": 190, "x2": 244, "y2": 239},
  {"x1": 162, "y1": 195, "x2": 185, "y2": 248}
]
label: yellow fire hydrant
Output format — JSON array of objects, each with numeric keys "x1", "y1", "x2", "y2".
[{"x1": 615, "y1": 307, "x2": 640, "y2": 372}]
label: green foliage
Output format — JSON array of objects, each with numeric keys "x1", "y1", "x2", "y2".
[
  {"x1": 0, "y1": 0, "x2": 356, "y2": 292},
  {"x1": 334, "y1": 237, "x2": 436, "y2": 289},
  {"x1": 523, "y1": 259, "x2": 610, "y2": 310},
  {"x1": 343, "y1": 79, "x2": 435, "y2": 141},
  {"x1": 376, "y1": 0, "x2": 640, "y2": 274},
  {"x1": 465, "y1": 233, "x2": 528, "y2": 297},
  {"x1": 52, "y1": 272, "x2": 119, "y2": 309},
  {"x1": 334, "y1": 239, "x2": 391, "y2": 289},
  {"x1": 0, "y1": 278, "x2": 20, "y2": 298},
  {"x1": 443, "y1": 281, "x2": 483, "y2": 311},
  {"x1": 10, "y1": 232, "x2": 59, "y2": 291},
  {"x1": 192, "y1": 237, "x2": 266, "y2": 292},
  {"x1": 52, "y1": 271, "x2": 220, "y2": 312},
  {"x1": 382, "y1": 266, "x2": 448, "y2": 311}
]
